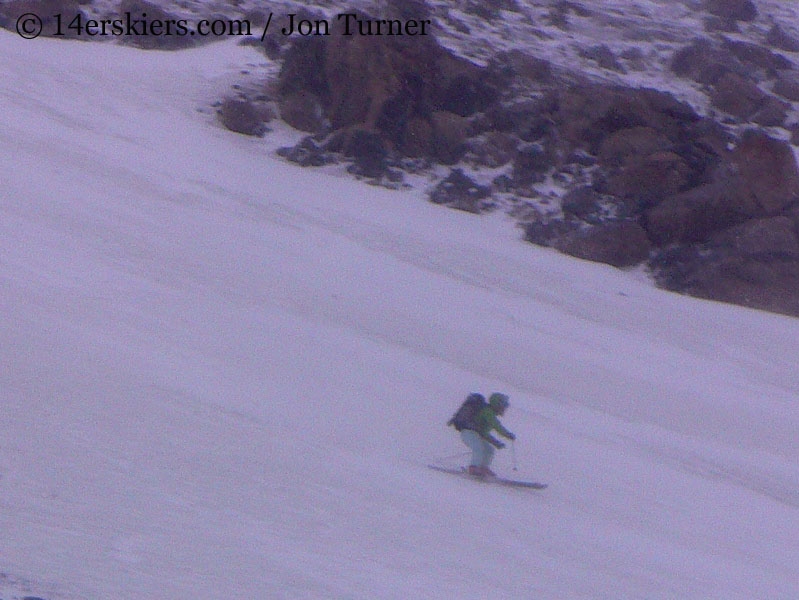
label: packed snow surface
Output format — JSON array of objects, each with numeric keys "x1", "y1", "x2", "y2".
[{"x1": 2, "y1": 31, "x2": 799, "y2": 600}]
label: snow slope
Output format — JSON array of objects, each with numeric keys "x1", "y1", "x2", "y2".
[{"x1": 2, "y1": 32, "x2": 799, "y2": 600}]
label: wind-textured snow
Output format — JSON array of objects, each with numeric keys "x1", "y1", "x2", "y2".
[{"x1": 2, "y1": 30, "x2": 799, "y2": 600}]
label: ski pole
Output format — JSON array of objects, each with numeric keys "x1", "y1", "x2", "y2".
[{"x1": 511, "y1": 439, "x2": 518, "y2": 471}]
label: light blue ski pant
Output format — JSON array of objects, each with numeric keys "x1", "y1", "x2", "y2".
[{"x1": 460, "y1": 429, "x2": 495, "y2": 468}]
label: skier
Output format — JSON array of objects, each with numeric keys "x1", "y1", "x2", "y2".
[{"x1": 454, "y1": 392, "x2": 516, "y2": 477}]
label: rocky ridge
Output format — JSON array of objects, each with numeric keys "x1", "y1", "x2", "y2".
[{"x1": 4, "y1": 0, "x2": 799, "y2": 316}]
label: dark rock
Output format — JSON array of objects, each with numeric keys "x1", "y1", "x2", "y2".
[
  {"x1": 277, "y1": 137, "x2": 331, "y2": 167},
  {"x1": 644, "y1": 131, "x2": 799, "y2": 245},
  {"x1": 217, "y1": 98, "x2": 268, "y2": 137},
  {"x1": 703, "y1": 0, "x2": 757, "y2": 22},
  {"x1": 275, "y1": 12, "x2": 499, "y2": 166},
  {"x1": 523, "y1": 219, "x2": 580, "y2": 247},
  {"x1": 579, "y1": 45, "x2": 626, "y2": 73},
  {"x1": 671, "y1": 39, "x2": 745, "y2": 85},
  {"x1": 561, "y1": 186, "x2": 629, "y2": 224},
  {"x1": 561, "y1": 187, "x2": 603, "y2": 221},
  {"x1": 766, "y1": 23, "x2": 799, "y2": 53},
  {"x1": 386, "y1": 0, "x2": 432, "y2": 21},
  {"x1": 730, "y1": 130, "x2": 799, "y2": 215},
  {"x1": 655, "y1": 250, "x2": 799, "y2": 317},
  {"x1": 605, "y1": 151, "x2": 692, "y2": 209},
  {"x1": 429, "y1": 169, "x2": 491, "y2": 213},
  {"x1": 489, "y1": 51, "x2": 553, "y2": 86},
  {"x1": 708, "y1": 217, "x2": 799, "y2": 258},
  {"x1": 467, "y1": 132, "x2": 519, "y2": 168},
  {"x1": 751, "y1": 97, "x2": 789, "y2": 127},
  {"x1": 400, "y1": 118, "x2": 434, "y2": 158},
  {"x1": 278, "y1": 36, "x2": 329, "y2": 103},
  {"x1": 553, "y1": 221, "x2": 652, "y2": 268},
  {"x1": 441, "y1": 74, "x2": 496, "y2": 117},
  {"x1": 710, "y1": 72, "x2": 766, "y2": 120},
  {"x1": 773, "y1": 75, "x2": 799, "y2": 101},
  {"x1": 597, "y1": 127, "x2": 671, "y2": 168},
  {"x1": 703, "y1": 16, "x2": 740, "y2": 33},
  {"x1": 429, "y1": 111, "x2": 470, "y2": 164},
  {"x1": 342, "y1": 129, "x2": 388, "y2": 178},
  {"x1": 547, "y1": 84, "x2": 701, "y2": 158},
  {"x1": 721, "y1": 39, "x2": 794, "y2": 74},
  {"x1": 279, "y1": 91, "x2": 326, "y2": 134},
  {"x1": 644, "y1": 178, "x2": 758, "y2": 246},
  {"x1": 512, "y1": 143, "x2": 551, "y2": 186}
]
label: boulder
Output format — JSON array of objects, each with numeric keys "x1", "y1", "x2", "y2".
[
  {"x1": 659, "y1": 252, "x2": 799, "y2": 317},
  {"x1": 703, "y1": 16, "x2": 740, "y2": 34},
  {"x1": 489, "y1": 51, "x2": 553, "y2": 86},
  {"x1": 703, "y1": 0, "x2": 757, "y2": 22},
  {"x1": 730, "y1": 130, "x2": 799, "y2": 215},
  {"x1": 429, "y1": 111, "x2": 470, "y2": 164},
  {"x1": 400, "y1": 118, "x2": 434, "y2": 158},
  {"x1": 772, "y1": 75, "x2": 799, "y2": 102},
  {"x1": 721, "y1": 39, "x2": 793, "y2": 73},
  {"x1": 604, "y1": 151, "x2": 691, "y2": 209},
  {"x1": 750, "y1": 97, "x2": 789, "y2": 127},
  {"x1": 466, "y1": 132, "x2": 519, "y2": 168},
  {"x1": 710, "y1": 72, "x2": 766, "y2": 120},
  {"x1": 524, "y1": 219, "x2": 580, "y2": 247},
  {"x1": 708, "y1": 217, "x2": 799, "y2": 258},
  {"x1": 671, "y1": 39, "x2": 745, "y2": 85},
  {"x1": 429, "y1": 169, "x2": 491, "y2": 213},
  {"x1": 579, "y1": 45, "x2": 626, "y2": 73},
  {"x1": 643, "y1": 177, "x2": 760, "y2": 246},
  {"x1": 546, "y1": 85, "x2": 701, "y2": 160},
  {"x1": 766, "y1": 23, "x2": 799, "y2": 53},
  {"x1": 644, "y1": 131, "x2": 799, "y2": 246},
  {"x1": 512, "y1": 143, "x2": 551, "y2": 186},
  {"x1": 217, "y1": 98, "x2": 268, "y2": 137},
  {"x1": 279, "y1": 91, "x2": 326, "y2": 133},
  {"x1": 553, "y1": 221, "x2": 652, "y2": 268},
  {"x1": 277, "y1": 137, "x2": 331, "y2": 168},
  {"x1": 597, "y1": 127, "x2": 671, "y2": 168},
  {"x1": 341, "y1": 129, "x2": 388, "y2": 179},
  {"x1": 561, "y1": 186, "x2": 604, "y2": 222}
]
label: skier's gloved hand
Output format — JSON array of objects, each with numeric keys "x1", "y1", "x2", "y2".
[
  {"x1": 493, "y1": 440, "x2": 506, "y2": 449},
  {"x1": 507, "y1": 433, "x2": 516, "y2": 441}
]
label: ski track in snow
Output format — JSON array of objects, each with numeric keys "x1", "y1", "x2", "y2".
[{"x1": 1, "y1": 21, "x2": 799, "y2": 600}]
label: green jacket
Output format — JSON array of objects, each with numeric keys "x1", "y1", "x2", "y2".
[{"x1": 473, "y1": 406, "x2": 515, "y2": 446}]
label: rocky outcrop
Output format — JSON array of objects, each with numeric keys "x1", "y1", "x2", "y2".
[
  {"x1": 515, "y1": 75, "x2": 799, "y2": 315},
  {"x1": 262, "y1": 3, "x2": 799, "y2": 317},
  {"x1": 643, "y1": 131, "x2": 799, "y2": 316},
  {"x1": 275, "y1": 11, "x2": 501, "y2": 177},
  {"x1": 653, "y1": 217, "x2": 799, "y2": 317}
]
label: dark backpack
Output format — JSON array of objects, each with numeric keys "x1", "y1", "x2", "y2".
[{"x1": 447, "y1": 393, "x2": 486, "y2": 432}]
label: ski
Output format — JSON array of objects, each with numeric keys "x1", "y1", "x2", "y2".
[{"x1": 428, "y1": 464, "x2": 547, "y2": 489}]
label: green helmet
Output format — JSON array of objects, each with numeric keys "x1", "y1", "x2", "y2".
[{"x1": 489, "y1": 392, "x2": 510, "y2": 411}]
